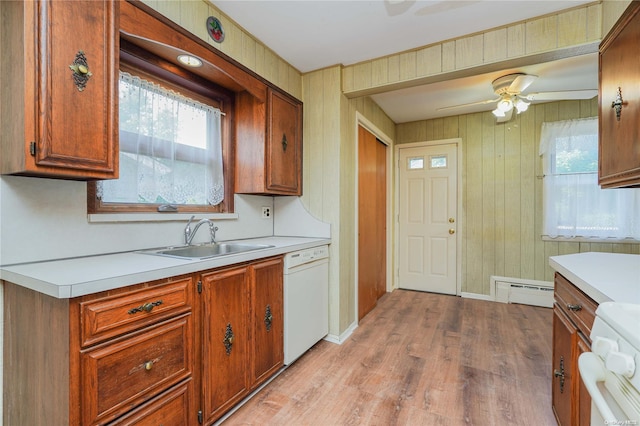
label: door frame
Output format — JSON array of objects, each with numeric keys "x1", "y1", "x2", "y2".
[
  {"x1": 395, "y1": 138, "x2": 463, "y2": 296},
  {"x1": 354, "y1": 112, "x2": 393, "y2": 325}
]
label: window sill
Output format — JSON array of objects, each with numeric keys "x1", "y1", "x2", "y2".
[
  {"x1": 88, "y1": 212, "x2": 239, "y2": 223},
  {"x1": 542, "y1": 235, "x2": 640, "y2": 244}
]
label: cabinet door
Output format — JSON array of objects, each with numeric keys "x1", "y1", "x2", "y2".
[
  {"x1": 250, "y1": 257, "x2": 284, "y2": 388},
  {"x1": 201, "y1": 266, "x2": 250, "y2": 423},
  {"x1": 598, "y1": 1, "x2": 640, "y2": 188},
  {"x1": 552, "y1": 307, "x2": 576, "y2": 426},
  {"x1": 28, "y1": 0, "x2": 118, "y2": 178},
  {"x1": 267, "y1": 88, "x2": 302, "y2": 194}
]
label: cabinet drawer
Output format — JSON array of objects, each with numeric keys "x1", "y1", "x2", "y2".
[
  {"x1": 81, "y1": 314, "x2": 193, "y2": 425},
  {"x1": 109, "y1": 380, "x2": 192, "y2": 426},
  {"x1": 554, "y1": 273, "x2": 597, "y2": 335},
  {"x1": 80, "y1": 277, "x2": 192, "y2": 347}
]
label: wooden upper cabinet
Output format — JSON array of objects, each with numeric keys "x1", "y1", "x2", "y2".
[
  {"x1": 0, "y1": 0, "x2": 118, "y2": 180},
  {"x1": 236, "y1": 88, "x2": 302, "y2": 195},
  {"x1": 266, "y1": 89, "x2": 302, "y2": 194},
  {"x1": 598, "y1": 0, "x2": 640, "y2": 188}
]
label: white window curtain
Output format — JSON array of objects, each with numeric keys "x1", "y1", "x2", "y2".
[
  {"x1": 98, "y1": 72, "x2": 224, "y2": 206},
  {"x1": 539, "y1": 117, "x2": 640, "y2": 240}
]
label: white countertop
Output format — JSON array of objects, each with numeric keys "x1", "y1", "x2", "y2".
[
  {"x1": 0, "y1": 237, "x2": 330, "y2": 299},
  {"x1": 549, "y1": 252, "x2": 640, "y2": 304}
]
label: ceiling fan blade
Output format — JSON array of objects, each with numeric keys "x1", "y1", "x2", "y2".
[
  {"x1": 523, "y1": 90, "x2": 598, "y2": 101},
  {"x1": 495, "y1": 108, "x2": 513, "y2": 123},
  {"x1": 437, "y1": 97, "x2": 500, "y2": 111},
  {"x1": 509, "y1": 74, "x2": 537, "y2": 93}
]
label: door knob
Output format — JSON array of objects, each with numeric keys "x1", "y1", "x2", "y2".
[
  {"x1": 449, "y1": 218, "x2": 455, "y2": 223},
  {"x1": 449, "y1": 229, "x2": 455, "y2": 235}
]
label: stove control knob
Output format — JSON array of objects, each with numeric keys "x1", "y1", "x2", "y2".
[
  {"x1": 605, "y1": 351, "x2": 636, "y2": 378},
  {"x1": 592, "y1": 336, "x2": 619, "y2": 358}
]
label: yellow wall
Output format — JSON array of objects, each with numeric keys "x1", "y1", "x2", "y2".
[
  {"x1": 301, "y1": 66, "x2": 395, "y2": 335},
  {"x1": 141, "y1": 0, "x2": 303, "y2": 99},
  {"x1": 396, "y1": 99, "x2": 640, "y2": 294}
]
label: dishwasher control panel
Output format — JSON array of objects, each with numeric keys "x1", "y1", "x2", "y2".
[{"x1": 284, "y1": 245, "x2": 329, "y2": 269}]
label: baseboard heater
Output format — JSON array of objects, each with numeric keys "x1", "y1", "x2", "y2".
[{"x1": 492, "y1": 276, "x2": 554, "y2": 308}]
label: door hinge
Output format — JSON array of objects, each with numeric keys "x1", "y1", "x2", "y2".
[
  {"x1": 30, "y1": 142, "x2": 36, "y2": 156},
  {"x1": 197, "y1": 280, "x2": 202, "y2": 294},
  {"x1": 198, "y1": 410, "x2": 203, "y2": 424}
]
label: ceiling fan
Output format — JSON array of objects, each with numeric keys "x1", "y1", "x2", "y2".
[{"x1": 438, "y1": 73, "x2": 598, "y2": 123}]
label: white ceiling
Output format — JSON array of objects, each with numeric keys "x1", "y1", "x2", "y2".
[{"x1": 212, "y1": 0, "x2": 598, "y2": 123}]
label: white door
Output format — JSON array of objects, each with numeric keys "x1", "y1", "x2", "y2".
[{"x1": 398, "y1": 143, "x2": 457, "y2": 295}]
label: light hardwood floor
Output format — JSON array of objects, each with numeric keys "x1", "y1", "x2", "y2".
[{"x1": 223, "y1": 289, "x2": 557, "y2": 425}]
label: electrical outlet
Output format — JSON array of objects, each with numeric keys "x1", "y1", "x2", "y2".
[{"x1": 262, "y1": 206, "x2": 271, "y2": 218}]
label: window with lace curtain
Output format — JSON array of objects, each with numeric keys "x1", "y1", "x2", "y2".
[
  {"x1": 88, "y1": 44, "x2": 234, "y2": 214},
  {"x1": 539, "y1": 117, "x2": 640, "y2": 240}
]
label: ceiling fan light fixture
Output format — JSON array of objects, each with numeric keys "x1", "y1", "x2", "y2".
[
  {"x1": 496, "y1": 97, "x2": 513, "y2": 112},
  {"x1": 492, "y1": 108, "x2": 506, "y2": 118},
  {"x1": 515, "y1": 98, "x2": 529, "y2": 113}
]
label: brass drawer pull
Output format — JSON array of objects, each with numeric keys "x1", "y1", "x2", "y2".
[
  {"x1": 128, "y1": 300, "x2": 163, "y2": 315},
  {"x1": 567, "y1": 303, "x2": 582, "y2": 312},
  {"x1": 144, "y1": 360, "x2": 154, "y2": 371}
]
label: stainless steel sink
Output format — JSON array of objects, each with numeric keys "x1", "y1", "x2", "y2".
[{"x1": 142, "y1": 243, "x2": 275, "y2": 260}]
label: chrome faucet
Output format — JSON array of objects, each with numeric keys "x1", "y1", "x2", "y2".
[{"x1": 184, "y1": 215, "x2": 218, "y2": 245}]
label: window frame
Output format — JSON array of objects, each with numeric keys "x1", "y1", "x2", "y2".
[{"x1": 88, "y1": 40, "x2": 235, "y2": 214}]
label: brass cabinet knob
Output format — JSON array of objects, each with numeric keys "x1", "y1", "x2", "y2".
[
  {"x1": 449, "y1": 218, "x2": 455, "y2": 223},
  {"x1": 449, "y1": 229, "x2": 455, "y2": 235},
  {"x1": 77, "y1": 64, "x2": 89, "y2": 75},
  {"x1": 144, "y1": 361, "x2": 154, "y2": 371},
  {"x1": 68, "y1": 50, "x2": 92, "y2": 91}
]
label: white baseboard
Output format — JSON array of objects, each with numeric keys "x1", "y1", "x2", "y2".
[
  {"x1": 324, "y1": 321, "x2": 357, "y2": 345},
  {"x1": 461, "y1": 292, "x2": 494, "y2": 301}
]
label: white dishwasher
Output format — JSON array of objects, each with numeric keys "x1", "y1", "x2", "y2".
[{"x1": 283, "y1": 245, "x2": 329, "y2": 365}]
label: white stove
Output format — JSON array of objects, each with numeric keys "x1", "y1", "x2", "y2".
[{"x1": 579, "y1": 302, "x2": 640, "y2": 424}]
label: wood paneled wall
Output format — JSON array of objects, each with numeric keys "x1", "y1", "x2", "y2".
[
  {"x1": 342, "y1": 3, "x2": 603, "y2": 97},
  {"x1": 140, "y1": 0, "x2": 636, "y2": 329},
  {"x1": 396, "y1": 99, "x2": 640, "y2": 295},
  {"x1": 141, "y1": 0, "x2": 302, "y2": 99},
  {"x1": 302, "y1": 66, "x2": 396, "y2": 335}
]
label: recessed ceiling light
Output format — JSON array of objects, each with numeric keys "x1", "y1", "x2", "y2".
[{"x1": 177, "y1": 54, "x2": 202, "y2": 68}]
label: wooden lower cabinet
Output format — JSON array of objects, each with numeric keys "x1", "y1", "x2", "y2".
[
  {"x1": 3, "y1": 256, "x2": 284, "y2": 425},
  {"x1": 552, "y1": 307, "x2": 575, "y2": 426},
  {"x1": 200, "y1": 256, "x2": 284, "y2": 425},
  {"x1": 250, "y1": 257, "x2": 284, "y2": 388},
  {"x1": 109, "y1": 380, "x2": 194, "y2": 426},
  {"x1": 201, "y1": 265, "x2": 251, "y2": 422},
  {"x1": 552, "y1": 272, "x2": 597, "y2": 426}
]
